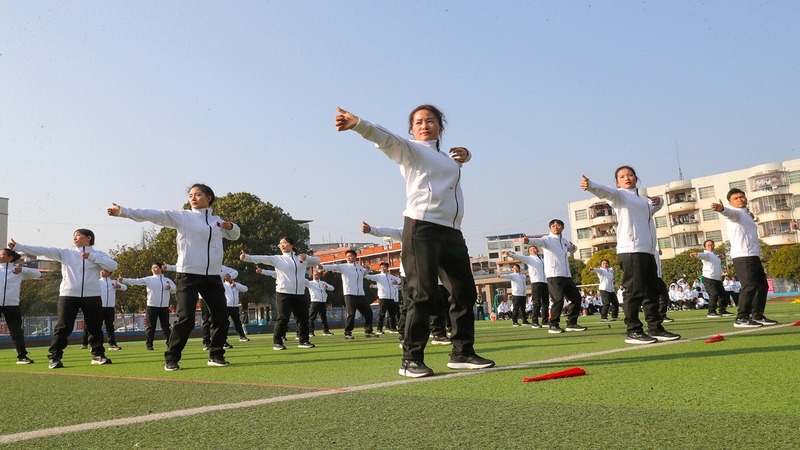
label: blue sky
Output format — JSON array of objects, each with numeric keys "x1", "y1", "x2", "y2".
[{"x1": 2, "y1": 1, "x2": 798, "y2": 256}]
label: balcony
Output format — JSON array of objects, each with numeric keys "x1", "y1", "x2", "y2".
[
  {"x1": 754, "y1": 209, "x2": 793, "y2": 224},
  {"x1": 590, "y1": 214, "x2": 616, "y2": 226},
  {"x1": 671, "y1": 222, "x2": 700, "y2": 234},
  {"x1": 667, "y1": 199, "x2": 698, "y2": 214},
  {"x1": 591, "y1": 234, "x2": 617, "y2": 246},
  {"x1": 760, "y1": 231, "x2": 798, "y2": 247}
]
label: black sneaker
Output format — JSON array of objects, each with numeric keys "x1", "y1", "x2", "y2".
[
  {"x1": 344, "y1": 334, "x2": 355, "y2": 340},
  {"x1": 207, "y1": 357, "x2": 230, "y2": 367},
  {"x1": 447, "y1": 354, "x2": 495, "y2": 370},
  {"x1": 512, "y1": 323, "x2": 521, "y2": 327},
  {"x1": 386, "y1": 328, "x2": 399, "y2": 334},
  {"x1": 565, "y1": 324, "x2": 587, "y2": 332},
  {"x1": 91, "y1": 355, "x2": 112, "y2": 365},
  {"x1": 600, "y1": 318, "x2": 609, "y2": 322},
  {"x1": 164, "y1": 361, "x2": 180, "y2": 371},
  {"x1": 548, "y1": 324, "x2": 564, "y2": 334},
  {"x1": 298, "y1": 342, "x2": 316, "y2": 349},
  {"x1": 720, "y1": 311, "x2": 734, "y2": 317},
  {"x1": 376, "y1": 330, "x2": 384, "y2": 335},
  {"x1": 734, "y1": 317, "x2": 763, "y2": 328},
  {"x1": 48, "y1": 359, "x2": 63, "y2": 369},
  {"x1": 431, "y1": 336, "x2": 452, "y2": 345},
  {"x1": 80, "y1": 345, "x2": 88, "y2": 350},
  {"x1": 108, "y1": 344, "x2": 122, "y2": 350},
  {"x1": 753, "y1": 315, "x2": 778, "y2": 326},
  {"x1": 16, "y1": 357, "x2": 34, "y2": 365},
  {"x1": 273, "y1": 343, "x2": 287, "y2": 351},
  {"x1": 531, "y1": 321, "x2": 542, "y2": 329},
  {"x1": 202, "y1": 343, "x2": 210, "y2": 351},
  {"x1": 309, "y1": 333, "x2": 315, "y2": 337},
  {"x1": 146, "y1": 346, "x2": 154, "y2": 351},
  {"x1": 650, "y1": 330, "x2": 681, "y2": 341},
  {"x1": 323, "y1": 331, "x2": 335, "y2": 336},
  {"x1": 364, "y1": 332, "x2": 379, "y2": 338},
  {"x1": 398, "y1": 360, "x2": 434, "y2": 378},
  {"x1": 238, "y1": 337, "x2": 250, "y2": 342},
  {"x1": 707, "y1": 312, "x2": 721, "y2": 318},
  {"x1": 624, "y1": 332, "x2": 658, "y2": 345},
  {"x1": 662, "y1": 316, "x2": 675, "y2": 323},
  {"x1": 223, "y1": 343, "x2": 233, "y2": 349}
]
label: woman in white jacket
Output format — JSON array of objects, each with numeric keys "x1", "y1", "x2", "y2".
[
  {"x1": 336, "y1": 105, "x2": 494, "y2": 378},
  {"x1": 0, "y1": 248, "x2": 42, "y2": 364},
  {"x1": 240, "y1": 236, "x2": 320, "y2": 351},
  {"x1": 121, "y1": 263, "x2": 176, "y2": 351},
  {"x1": 108, "y1": 183, "x2": 240, "y2": 371},
  {"x1": 9, "y1": 229, "x2": 117, "y2": 368},
  {"x1": 582, "y1": 167, "x2": 680, "y2": 344}
]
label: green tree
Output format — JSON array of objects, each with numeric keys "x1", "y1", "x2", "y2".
[
  {"x1": 111, "y1": 228, "x2": 178, "y2": 312},
  {"x1": 579, "y1": 249, "x2": 621, "y2": 287},
  {"x1": 767, "y1": 244, "x2": 800, "y2": 281},
  {"x1": 661, "y1": 249, "x2": 703, "y2": 285},
  {"x1": 568, "y1": 255, "x2": 585, "y2": 286},
  {"x1": 20, "y1": 271, "x2": 61, "y2": 315}
]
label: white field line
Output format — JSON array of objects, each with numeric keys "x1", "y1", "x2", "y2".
[{"x1": 0, "y1": 324, "x2": 788, "y2": 444}]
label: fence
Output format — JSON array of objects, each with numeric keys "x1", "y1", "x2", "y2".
[{"x1": 0, "y1": 306, "x2": 383, "y2": 347}]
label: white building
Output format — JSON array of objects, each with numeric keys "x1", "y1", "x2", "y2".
[{"x1": 568, "y1": 159, "x2": 800, "y2": 261}]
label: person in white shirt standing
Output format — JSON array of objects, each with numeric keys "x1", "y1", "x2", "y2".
[
  {"x1": 590, "y1": 259, "x2": 619, "y2": 322},
  {"x1": 121, "y1": 263, "x2": 176, "y2": 351},
  {"x1": 108, "y1": 183, "x2": 241, "y2": 370},
  {"x1": 498, "y1": 263, "x2": 529, "y2": 327},
  {"x1": 9, "y1": 229, "x2": 118, "y2": 368},
  {"x1": 336, "y1": 105, "x2": 494, "y2": 377},
  {"x1": 306, "y1": 270, "x2": 335, "y2": 336},
  {"x1": 366, "y1": 262, "x2": 402, "y2": 334},
  {"x1": 321, "y1": 249, "x2": 377, "y2": 340},
  {"x1": 711, "y1": 189, "x2": 775, "y2": 327},
  {"x1": 691, "y1": 240, "x2": 732, "y2": 318},
  {"x1": 582, "y1": 167, "x2": 680, "y2": 344},
  {"x1": 0, "y1": 248, "x2": 41, "y2": 364},
  {"x1": 83, "y1": 270, "x2": 127, "y2": 350},
  {"x1": 223, "y1": 273, "x2": 249, "y2": 344},
  {"x1": 524, "y1": 219, "x2": 587, "y2": 334},
  {"x1": 508, "y1": 246, "x2": 549, "y2": 328},
  {"x1": 241, "y1": 236, "x2": 321, "y2": 350}
]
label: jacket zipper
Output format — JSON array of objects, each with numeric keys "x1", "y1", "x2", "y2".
[{"x1": 205, "y1": 210, "x2": 212, "y2": 276}]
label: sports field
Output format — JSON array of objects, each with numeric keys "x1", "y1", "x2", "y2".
[{"x1": 2, "y1": 302, "x2": 799, "y2": 449}]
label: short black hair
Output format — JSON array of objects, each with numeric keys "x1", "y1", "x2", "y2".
[
  {"x1": 726, "y1": 188, "x2": 745, "y2": 201},
  {"x1": 74, "y1": 229, "x2": 95, "y2": 246}
]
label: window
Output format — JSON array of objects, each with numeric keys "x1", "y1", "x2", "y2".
[
  {"x1": 654, "y1": 216, "x2": 667, "y2": 228},
  {"x1": 657, "y1": 237, "x2": 672, "y2": 249},
  {"x1": 574, "y1": 209, "x2": 588, "y2": 221},
  {"x1": 793, "y1": 194, "x2": 800, "y2": 208},
  {"x1": 501, "y1": 241, "x2": 513, "y2": 249},
  {"x1": 489, "y1": 252, "x2": 499, "y2": 259},
  {"x1": 701, "y1": 209, "x2": 718, "y2": 221},
  {"x1": 789, "y1": 170, "x2": 800, "y2": 184},
  {"x1": 698, "y1": 186, "x2": 715, "y2": 199},
  {"x1": 487, "y1": 242, "x2": 499, "y2": 250},
  {"x1": 577, "y1": 228, "x2": 591, "y2": 239},
  {"x1": 579, "y1": 248, "x2": 593, "y2": 259},
  {"x1": 728, "y1": 180, "x2": 746, "y2": 191},
  {"x1": 705, "y1": 230, "x2": 723, "y2": 242}
]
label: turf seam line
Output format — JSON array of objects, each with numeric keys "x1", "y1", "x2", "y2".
[{"x1": 0, "y1": 323, "x2": 789, "y2": 444}]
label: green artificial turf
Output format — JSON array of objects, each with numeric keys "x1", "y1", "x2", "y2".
[{"x1": 2, "y1": 303, "x2": 799, "y2": 449}]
